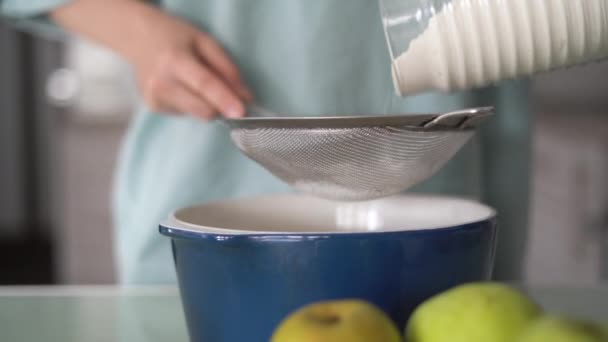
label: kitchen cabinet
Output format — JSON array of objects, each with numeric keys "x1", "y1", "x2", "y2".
[{"x1": 525, "y1": 63, "x2": 608, "y2": 284}]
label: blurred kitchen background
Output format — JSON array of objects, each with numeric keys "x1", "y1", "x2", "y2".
[{"x1": 1, "y1": 21, "x2": 607, "y2": 286}]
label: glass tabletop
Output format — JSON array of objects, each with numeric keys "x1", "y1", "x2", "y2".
[
  {"x1": 0, "y1": 287, "x2": 188, "y2": 342},
  {"x1": 0, "y1": 285, "x2": 606, "y2": 342}
]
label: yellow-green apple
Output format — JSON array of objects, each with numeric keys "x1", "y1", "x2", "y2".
[{"x1": 271, "y1": 299, "x2": 401, "y2": 342}]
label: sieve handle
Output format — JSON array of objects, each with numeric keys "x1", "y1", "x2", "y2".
[
  {"x1": 422, "y1": 106, "x2": 494, "y2": 129},
  {"x1": 220, "y1": 104, "x2": 278, "y2": 127},
  {"x1": 246, "y1": 104, "x2": 279, "y2": 118}
]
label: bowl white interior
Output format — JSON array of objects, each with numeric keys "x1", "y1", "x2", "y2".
[{"x1": 168, "y1": 194, "x2": 495, "y2": 235}]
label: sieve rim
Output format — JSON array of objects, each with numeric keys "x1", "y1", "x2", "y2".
[
  {"x1": 224, "y1": 114, "x2": 434, "y2": 130},
  {"x1": 224, "y1": 106, "x2": 493, "y2": 130}
]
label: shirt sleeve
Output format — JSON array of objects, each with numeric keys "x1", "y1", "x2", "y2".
[{"x1": 1, "y1": 0, "x2": 73, "y2": 40}]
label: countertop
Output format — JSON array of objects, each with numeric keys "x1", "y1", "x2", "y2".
[{"x1": 0, "y1": 285, "x2": 606, "y2": 341}]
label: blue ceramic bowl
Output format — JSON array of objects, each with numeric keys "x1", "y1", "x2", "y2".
[{"x1": 160, "y1": 194, "x2": 497, "y2": 342}]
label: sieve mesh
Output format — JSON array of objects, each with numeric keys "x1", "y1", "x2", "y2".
[{"x1": 225, "y1": 107, "x2": 493, "y2": 201}]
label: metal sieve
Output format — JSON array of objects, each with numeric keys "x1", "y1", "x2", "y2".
[{"x1": 224, "y1": 106, "x2": 494, "y2": 201}]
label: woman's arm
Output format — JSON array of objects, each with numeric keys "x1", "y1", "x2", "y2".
[{"x1": 51, "y1": 0, "x2": 252, "y2": 119}]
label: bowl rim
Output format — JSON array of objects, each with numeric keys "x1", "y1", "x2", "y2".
[{"x1": 158, "y1": 194, "x2": 497, "y2": 240}]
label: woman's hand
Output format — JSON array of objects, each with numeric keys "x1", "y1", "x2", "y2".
[
  {"x1": 131, "y1": 8, "x2": 253, "y2": 119},
  {"x1": 52, "y1": 0, "x2": 252, "y2": 119}
]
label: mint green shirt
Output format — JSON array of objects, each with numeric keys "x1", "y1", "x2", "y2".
[{"x1": 2, "y1": 0, "x2": 531, "y2": 284}]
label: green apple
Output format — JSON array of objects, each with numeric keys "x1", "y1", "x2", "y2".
[
  {"x1": 405, "y1": 282, "x2": 542, "y2": 342},
  {"x1": 270, "y1": 299, "x2": 402, "y2": 342},
  {"x1": 516, "y1": 316, "x2": 607, "y2": 342}
]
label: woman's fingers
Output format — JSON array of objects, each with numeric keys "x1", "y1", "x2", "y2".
[
  {"x1": 194, "y1": 34, "x2": 253, "y2": 101},
  {"x1": 147, "y1": 77, "x2": 216, "y2": 120},
  {"x1": 175, "y1": 53, "x2": 246, "y2": 118},
  {"x1": 168, "y1": 85, "x2": 216, "y2": 120}
]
